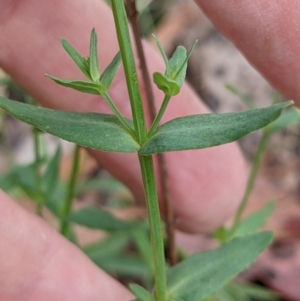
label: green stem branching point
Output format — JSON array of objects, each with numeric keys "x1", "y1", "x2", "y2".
[
  {"x1": 102, "y1": 92, "x2": 136, "y2": 137},
  {"x1": 148, "y1": 94, "x2": 172, "y2": 138}
]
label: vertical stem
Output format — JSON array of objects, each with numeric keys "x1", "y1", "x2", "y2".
[
  {"x1": 125, "y1": 0, "x2": 157, "y2": 121},
  {"x1": 125, "y1": 0, "x2": 176, "y2": 265},
  {"x1": 139, "y1": 154, "x2": 167, "y2": 301},
  {"x1": 231, "y1": 131, "x2": 270, "y2": 234},
  {"x1": 60, "y1": 144, "x2": 80, "y2": 236},
  {"x1": 111, "y1": 0, "x2": 147, "y2": 144},
  {"x1": 111, "y1": 2, "x2": 167, "y2": 299}
]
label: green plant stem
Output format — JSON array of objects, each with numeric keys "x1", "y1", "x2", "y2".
[
  {"x1": 230, "y1": 131, "x2": 270, "y2": 234},
  {"x1": 125, "y1": 0, "x2": 176, "y2": 265},
  {"x1": 139, "y1": 154, "x2": 167, "y2": 301},
  {"x1": 111, "y1": 2, "x2": 167, "y2": 299},
  {"x1": 60, "y1": 144, "x2": 80, "y2": 236},
  {"x1": 33, "y1": 127, "x2": 43, "y2": 216},
  {"x1": 111, "y1": 0, "x2": 147, "y2": 144},
  {"x1": 148, "y1": 94, "x2": 171, "y2": 137},
  {"x1": 103, "y1": 92, "x2": 136, "y2": 137}
]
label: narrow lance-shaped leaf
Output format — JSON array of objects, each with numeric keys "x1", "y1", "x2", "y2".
[
  {"x1": 166, "y1": 232, "x2": 273, "y2": 301},
  {"x1": 231, "y1": 201, "x2": 275, "y2": 239},
  {"x1": 43, "y1": 145, "x2": 62, "y2": 195},
  {"x1": 266, "y1": 107, "x2": 300, "y2": 133},
  {"x1": 61, "y1": 39, "x2": 91, "y2": 80},
  {"x1": 46, "y1": 75, "x2": 107, "y2": 95},
  {"x1": 167, "y1": 46, "x2": 187, "y2": 84},
  {"x1": 66, "y1": 206, "x2": 135, "y2": 231},
  {"x1": 0, "y1": 97, "x2": 139, "y2": 153},
  {"x1": 140, "y1": 102, "x2": 292, "y2": 155},
  {"x1": 100, "y1": 52, "x2": 122, "y2": 89},
  {"x1": 129, "y1": 284, "x2": 154, "y2": 301},
  {"x1": 89, "y1": 28, "x2": 101, "y2": 81}
]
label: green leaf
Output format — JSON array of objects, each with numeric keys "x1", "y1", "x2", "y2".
[
  {"x1": 266, "y1": 107, "x2": 300, "y2": 133},
  {"x1": 83, "y1": 232, "x2": 130, "y2": 261},
  {"x1": 239, "y1": 283, "x2": 279, "y2": 300},
  {"x1": 153, "y1": 72, "x2": 180, "y2": 96},
  {"x1": 89, "y1": 29, "x2": 101, "y2": 81},
  {"x1": 167, "y1": 46, "x2": 187, "y2": 87},
  {"x1": 46, "y1": 75, "x2": 106, "y2": 95},
  {"x1": 76, "y1": 177, "x2": 128, "y2": 194},
  {"x1": 94, "y1": 254, "x2": 152, "y2": 278},
  {"x1": 129, "y1": 284, "x2": 154, "y2": 301},
  {"x1": 166, "y1": 232, "x2": 273, "y2": 301},
  {"x1": 213, "y1": 227, "x2": 229, "y2": 243},
  {"x1": 131, "y1": 222, "x2": 153, "y2": 270},
  {"x1": 61, "y1": 39, "x2": 91, "y2": 79},
  {"x1": 231, "y1": 202, "x2": 275, "y2": 238},
  {"x1": 66, "y1": 206, "x2": 134, "y2": 231},
  {"x1": 44, "y1": 182, "x2": 67, "y2": 217},
  {"x1": 43, "y1": 145, "x2": 62, "y2": 195},
  {"x1": 100, "y1": 52, "x2": 122, "y2": 89},
  {"x1": 0, "y1": 169, "x2": 16, "y2": 191},
  {"x1": 140, "y1": 102, "x2": 292, "y2": 155},
  {"x1": 221, "y1": 282, "x2": 251, "y2": 301},
  {"x1": 0, "y1": 97, "x2": 139, "y2": 153}
]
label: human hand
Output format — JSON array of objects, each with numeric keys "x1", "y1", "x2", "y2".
[{"x1": 0, "y1": 0, "x2": 298, "y2": 300}]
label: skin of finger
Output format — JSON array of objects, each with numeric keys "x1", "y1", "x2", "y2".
[
  {"x1": 195, "y1": 0, "x2": 300, "y2": 106},
  {"x1": 0, "y1": 0, "x2": 247, "y2": 232},
  {"x1": 0, "y1": 190, "x2": 134, "y2": 301}
]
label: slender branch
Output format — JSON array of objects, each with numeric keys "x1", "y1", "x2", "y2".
[
  {"x1": 147, "y1": 94, "x2": 171, "y2": 138},
  {"x1": 103, "y1": 92, "x2": 136, "y2": 137},
  {"x1": 60, "y1": 144, "x2": 80, "y2": 236},
  {"x1": 230, "y1": 131, "x2": 270, "y2": 234},
  {"x1": 125, "y1": 0, "x2": 177, "y2": 265}
]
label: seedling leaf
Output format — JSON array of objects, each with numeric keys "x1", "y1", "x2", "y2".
[
  {"x1": 231, "y1": 202, "x2": 275, "y2": 238},
  {"x1": 140, "y1": 102, "x2": 292, "y2": 155},
  {"x1": 66, "y1": 206, "x2": 134, "y2": 231},
  {"x1": 0, "y1": 97, "x2": 139, "y2": 153},
  {"x1": 129, "y1": 284, "x2": 154, "y2": 301},
  {"x1": 61, "y1": 39, "x2": 91, "y2": 80},
  {"x1": 93, "y1": 254, "x2": 151, "y2": 278},
  {"x1": 100, "y1": 52, "x2": 122, "y2": 89},
  {"x1": 46, "y1": 75, "x2": 106, "y2": 95},
  {"x1": 89, "y1": 29, "x2": 101, "y2": 81},
  {"x1": 166, "y1": 232, "x2": 273, "y2": 301},
  {"x1": 83, "y1": 232, "x2": 130, "y2": 261}
]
